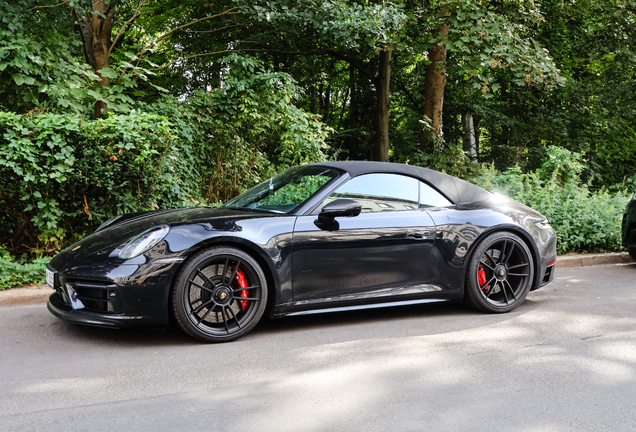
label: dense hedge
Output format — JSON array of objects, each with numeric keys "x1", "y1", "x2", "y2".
[
  {"x1": 474, "y1": 147, "x2": 631, "y2": 254},
  {"x1": 0, "y1": 128, "x2": 632, "y2": 288},
  {"x1": 0, "y1": 111, "x2": 201, "y2": 256},
  {"x1": 0, "y1": 74, "x2": 333, "y2": 257}
]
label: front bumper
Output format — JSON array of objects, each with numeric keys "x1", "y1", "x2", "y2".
[
  {"x1": 48, "y1": 292, "x2": 131, "y2": 328},
  {"x1": 46, "y1": 259, "x2": 183, "y2": 329},
  {"x1": 622, "y1": 201, "x2": 636, "y2": 250},
  {"x1": 529, "y1": 224, "x2": 557, "y2": 291}
]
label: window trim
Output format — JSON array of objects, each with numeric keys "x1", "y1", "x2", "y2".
[
  {"x1": 311, "y1": 172, "x2": 423, "y2": 215},
  {"x1": 418, "y1": 180, "x2": 453, "y2": 209}
]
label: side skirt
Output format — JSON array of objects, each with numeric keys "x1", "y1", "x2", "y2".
[{"x1": 273, "y1": 298, "x2": 451, "y2": 319}]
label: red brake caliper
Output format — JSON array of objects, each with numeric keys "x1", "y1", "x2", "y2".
[
  {"x1": 478, "y1": 266, "x2": 488, "y2": 293},
  {"x1": 235, "y1": 268, "x2": 249, "y2": 311}
]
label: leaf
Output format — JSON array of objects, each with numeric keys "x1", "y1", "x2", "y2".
[
  {"x1": 68, "y1": 88, "x2": 87, "y2": 98},
  {"x1": 98, "y1": 67, "x2": 118, "y2": 79}
]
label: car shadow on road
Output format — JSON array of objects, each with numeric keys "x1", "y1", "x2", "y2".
[{"x1": 52, "y1": 296, "x2": 544, "y2": 347}]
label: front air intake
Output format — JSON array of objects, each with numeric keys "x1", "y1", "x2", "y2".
[{"x1": 67, "y1": 281, "x2": 122, "y2": 314}]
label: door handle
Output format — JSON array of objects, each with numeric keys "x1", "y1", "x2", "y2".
[{"x1": 407, "y1": 231, "x2": 430, "y2": 239}]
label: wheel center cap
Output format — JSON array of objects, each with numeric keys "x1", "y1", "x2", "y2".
[
  {"x1": 495, "y1": 265, "x2": 507, "y2": 280},
  {"x1": 215, "y1": 287, "x2": 231, "y2": 304}
]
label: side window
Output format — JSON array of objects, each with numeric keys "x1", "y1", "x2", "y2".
[
  {"x1": 325, "y1": 173, "x2": 419, "y2": 213},
  {"x1": 419, "y1": 181, "x2": 452, "y2": 208}
]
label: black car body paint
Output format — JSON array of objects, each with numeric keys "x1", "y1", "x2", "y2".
[
  {"x1": 47, "y1": 161, "x2": 557, "y2": 331},
  {"x1": 622, "y1": 194, "x2": 636, "y2": 257}
]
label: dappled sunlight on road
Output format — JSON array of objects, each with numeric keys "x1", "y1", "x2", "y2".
[{"x1": 2, "y1": 264, "x2": 636, "y2": 431}]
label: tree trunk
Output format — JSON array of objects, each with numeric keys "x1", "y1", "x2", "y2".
[
  {"x1": 474, "y1": 116, "x2": 480, "y2": 157},
  {"x1": 373, "y1": 48, "x2": 391, "y2": 162},
  {"x1": 348, "y1": 65, "x2": 358, "y2": 129},
  {"x1": 462, "y1": 113, "x2": 478, "y2": 161},
  {"x1": 422, "y1": 25, "x2": 449, "y2": 147},
  {"x1": 318, "y1": 83, "x2": 324, "y2": 116},
  {"x1": 76, "y1": 1, "x2": 115, "y2": 118},
  {"x1": 323, "y1": 85, "x2": 331, "y2": 122},
  {"x1": 309, "y1": 85, "x2": 317, "y2": 114}
]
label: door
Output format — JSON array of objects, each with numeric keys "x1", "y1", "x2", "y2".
[{"x1": 291, "y1": 173, "x2": 438, "y2": 302}]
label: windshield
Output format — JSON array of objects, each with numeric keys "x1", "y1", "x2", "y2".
[{"x1": 224, "y1": 166, "x2": 339, "y2": 214}]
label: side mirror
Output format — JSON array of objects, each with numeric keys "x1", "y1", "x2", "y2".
[{"x1": 318, "y1": 199, "x2": 362, "y2": 222}]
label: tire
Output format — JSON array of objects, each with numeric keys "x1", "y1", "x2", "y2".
[
  {"x1": 464, "y1": 231, "x2": 534, "y2": 313},
  {"x1": 630, "y1": 248, "x2": 636, "y2": 262},
  {"x1": 172, "y1": 246, "x2": 268, "y2": 343}
]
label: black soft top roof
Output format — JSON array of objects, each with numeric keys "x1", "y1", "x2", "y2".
[{"x1": 310, "y1": 161, "x2": 492, "y2": 205}]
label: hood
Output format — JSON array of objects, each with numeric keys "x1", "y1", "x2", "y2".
[{"x1": 50, "y1": 207, "x2": 267, "y2": 268}]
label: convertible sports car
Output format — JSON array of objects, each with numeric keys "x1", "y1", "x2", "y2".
[
  {"x1": 46, "y1": 161, "x2": 557, "y2": 342},
  {"x1": 623, "y1": 192, "x2": 636, "y2": 261}
]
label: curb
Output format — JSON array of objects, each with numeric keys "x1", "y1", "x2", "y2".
[
  {"x1": 555, "y1": 252, "x2": 633, "y2": 269},
  {"x1": 0, "y1": 286, "x2": 51, "y2": 308},
  {"x1": 0, "y1": 253, "x2": 634, "y2": 307}
]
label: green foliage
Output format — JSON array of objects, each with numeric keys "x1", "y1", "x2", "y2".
[
  {"x1": 243, "y1": 0, "x2": 406, "y2": 50},
  {"x1": 442, "y1": 0, "x2": 636, "y2": 185},
  {"x1": 420, "y1": 0, "x2": 565, "y2": 94},
  {"x1": 394, "y1": 125, "x2": 479, "y2": 180},
  {"x1": 141, "y1": 54, "x2": 332, "y2": 203},
  {"x1": 0, "y1": 245, "x2": 50, "y2": 290},
  {"x1": 0, "y1": 110, "x2": 203, "y2": 253},
  {"x1": 0, "y1": 55, "x2": 331, "y2": 256},
  {"x1": 0, "y1": 1, "x2": 159, "y2": 115},
  {"x1": 260, "y1": 174, "x2": 332, "y2": 206},
  {"x1": 474, "y1": 147, "x2": 631, "y2": 254},
  {"x1": 1, "y1": 0, "x2": 634, "y2": 284}
]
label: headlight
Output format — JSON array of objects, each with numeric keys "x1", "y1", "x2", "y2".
[
  {"x1": 118, "y1": 226, "x2": 170, "y2": 260},
  {"x1": 534, "y1": 220, "x2": 552, "y2": 231}
]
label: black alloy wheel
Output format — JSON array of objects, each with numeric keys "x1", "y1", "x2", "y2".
[
  {"x1": 172, "y1": 246, "x2": 267, "y2": 342},
  {"x1": 464, "y1": 231, "x2": 534, "y2": 313}
]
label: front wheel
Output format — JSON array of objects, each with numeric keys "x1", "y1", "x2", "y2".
[
  {"x1": 464, "y1": 231, "x2": 534, "y2": 313},
  {"x1": 172, "y1": 247, "x2": 268, "y2": 343},
  {"x1": 629, "y1": 248, "x2": 636, "y2": 262}
]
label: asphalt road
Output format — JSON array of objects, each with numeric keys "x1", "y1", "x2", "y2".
[{"x1": 1, "y1": 263, "x2": 636, "y2": 432}]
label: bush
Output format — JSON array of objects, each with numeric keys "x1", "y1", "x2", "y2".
[
  {"x1": 0, "y1": 110, "x2": 203, "y2": 255},
  {"x1": 0, "y1": 245, "x2": 50, "y2": 290},
  {"x1": 0, "y1": 57, "x2": 333, "y2": 259},
  {"x1": 474, "y1": 147, "x2": 631, "y2": 254}
]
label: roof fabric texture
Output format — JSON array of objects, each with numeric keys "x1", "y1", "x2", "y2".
[{"x1": 311, "y1": 161, "x2": 492, "y2": 205}]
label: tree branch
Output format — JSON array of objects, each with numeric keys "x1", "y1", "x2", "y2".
[
  {"x1": 72, "y1": 7, "x2": 92, "y2": 66},
  {"x1": 237, "y1": 45, "x2": 378, "y2": 86},
  {"x1": 29, "y1": 0, "x2": 68, "y2": 11},
  {"x1": 147, "y1": 50, "x2": 233, "y2": 70},
  {"x1": 392, "y1": 76, "x2": 423, "y2": 115},
  {"x1": 183, "y1": 21, "x2": 254, "y2": 34},
  {"x1": 135, "y1": 8, "x2": 239, "y2": 63},
  {"x1": 109, "y1": 0, "x2": 149, "y2": 55}
]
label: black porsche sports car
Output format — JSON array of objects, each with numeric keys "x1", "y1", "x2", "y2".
[
  {"x1": 623, "y1": 192, "x2": 636, "y2": 261},
  {"x1": 46, "y1": 161, "x2": 557, "y2": 342}
]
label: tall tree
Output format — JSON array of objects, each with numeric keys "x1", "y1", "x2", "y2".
[
  {"x1": 74, "y1": 0, "x2": 116, "y2": 117},
  {"x1": 237, "y1": 0, "x2": 406, "y2": 161},
  {"x1": 413, "y1": 0, "x2": 564, "y2": 149}
]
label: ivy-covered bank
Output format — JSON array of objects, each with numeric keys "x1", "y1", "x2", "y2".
[{"x1": 475, "y1": 147, "x2": 632, "y2": 255}]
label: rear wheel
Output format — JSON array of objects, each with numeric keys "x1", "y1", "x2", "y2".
[
  {"x1": 464, "y1": 231, "x2": 534, "y2": 313},
  {"x1": 172, "y1": 247, "x2": 267, "y2": 343}
]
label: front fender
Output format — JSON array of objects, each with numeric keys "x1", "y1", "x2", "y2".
[{"x1": 161, "y1": 217, "x2": 297, "y2": 311}]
